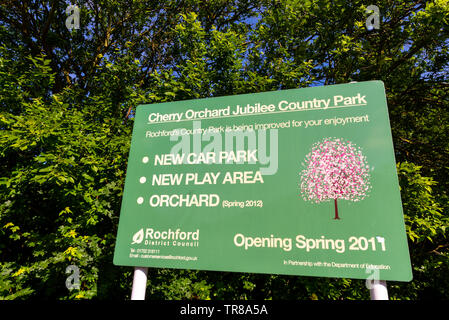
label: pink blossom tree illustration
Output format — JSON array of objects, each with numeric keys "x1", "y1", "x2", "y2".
[{"x1": 300, "y1": 137, "x2": 371, "y2": 219}]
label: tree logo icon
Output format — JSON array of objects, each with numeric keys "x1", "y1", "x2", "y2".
[
  {"x1": 300, "y1": 137, "x2": 372, "y2": 219},
  {"x1": 132, "y1": 228, "x2": 144, "y2": 244}
]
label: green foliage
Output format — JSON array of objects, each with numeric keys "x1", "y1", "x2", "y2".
[
  {"x1": 0, "y1": 262, "x2": 34, "y2": 300},
  {"x1": 0, "y1": 55, "x2": 132, "y2": 299},
  {"x1": 398, "y1": 162, "x2": 446, "y2": 243},
  {"x1": 392, "y1": 162, "x2": 449, "y2": 300},
  {"x1": 0, "y1": 0, "x2": 448, "y2": 300}
]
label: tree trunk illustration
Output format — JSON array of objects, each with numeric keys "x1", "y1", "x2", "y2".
[{"x1": 334, "y1": 198, "x2": 340, "y2": 220}]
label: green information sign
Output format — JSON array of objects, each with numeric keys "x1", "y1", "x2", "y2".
[{"x1": 113, "y1": 80, "x2": 412, "y2": 281}]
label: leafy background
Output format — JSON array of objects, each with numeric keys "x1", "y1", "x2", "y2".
[{"x1": 0, "y1": 0, "x2": 448, "y2": 300}]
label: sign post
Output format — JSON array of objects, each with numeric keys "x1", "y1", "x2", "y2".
[
  {"x1": 130, "y1": 267, "x2": 148, "y2": 300},
  {"x1": 114, "y1": 80, "x2": 412, "y2": 299},
  {"x1": 369, "y1": 280, "x2": 389, "y2": 300}
]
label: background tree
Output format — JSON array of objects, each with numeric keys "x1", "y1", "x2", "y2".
[{"x1": 0, "y1": 0, "x2": 448, "y2": 300}]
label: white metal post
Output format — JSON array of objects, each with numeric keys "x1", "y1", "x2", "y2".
[
  {"x1": 131, "y1": 267, "x2": 148, "y2": 300},
  {"x1": 369, "y1": 280, "x2": 389, "y2": 300}
]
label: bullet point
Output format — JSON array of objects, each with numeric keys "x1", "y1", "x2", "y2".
[
  {"x1": 139, "y1": 177, "x2": 146, "y2": 184},
  {"x1": 142, "y1": 156, "x2": 149, "y2": 163},
  {"x1": 137, "y1": 197, "x2": 144, "y2": 204}
]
